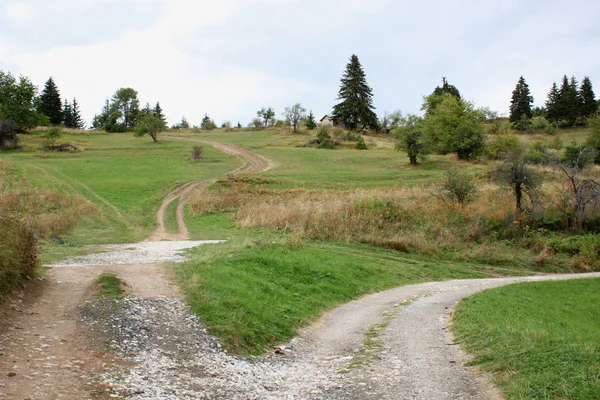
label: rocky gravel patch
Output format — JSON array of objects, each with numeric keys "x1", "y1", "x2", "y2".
[
  {"x1": 77, "y1": 297, "x2": 339, "y2": 399},
  {"x1": 49, "y1": 241, "x2": 225, "y2": 267}
]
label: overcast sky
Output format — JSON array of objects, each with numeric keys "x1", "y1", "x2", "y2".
[{"x1": 1, "y1": 0, "x2": 599, "y2": 127}]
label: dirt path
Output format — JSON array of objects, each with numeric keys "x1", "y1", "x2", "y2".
[{"x1": 147, "y1": 140, "x2": 273, "y2": 241}]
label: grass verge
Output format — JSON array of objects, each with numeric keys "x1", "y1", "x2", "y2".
[
  {"x1": 94, "y1": 273, "x2": 127, "y2": 300},
  {"x1": 452, "y1": 278, "x2": 600, "y2": 399},
  {"x1": 178, "y1": 233, "x2": 531, "y2": 356}
]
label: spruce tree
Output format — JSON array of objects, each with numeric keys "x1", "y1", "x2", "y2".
[
  {"x1": 305, "y1": 110, "x2": 317, "y2": 130},
  {"x1": 331, "y1": 54, "x2": 377, "y2": 130},
  {"x1": 546, "y1": 82, "x2": 560, "y2": 128},
  {"x1": 509, "y1": 76, "x2": 533, "y2": 129},
  {"x1": 70, "y1": 98, "x2": 84, "y2": 129},
  {"x1": 579, "y1": 76, "x2": 597, "y2": 120},
  {"x1": 433, "y1": 77, "x2": 461, "y2": 99},
  {"x1": 62, "y1": 99, "x2": 73, "y2": 128},
  {"x1": 154, "y1": 102, "x2": 167, "y2": 125},
  {"x1": 559, "y1": 75, "x2": 580, "y2": 127},
  {"x1": 39, "y1": 77, "x2": 63, "y2": 125}
]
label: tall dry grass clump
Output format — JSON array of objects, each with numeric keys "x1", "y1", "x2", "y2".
[{"x1": 0, "y1": 160, "x2": 97, "y2": 300}]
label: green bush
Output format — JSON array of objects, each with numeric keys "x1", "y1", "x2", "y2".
[
  {"x1": 355, "y1": 135, "x2": 367, "y2": 150},
  {"x1": 544, "y1": 124, "x2": 557, "y2": 135},
  {"x1": 440, "y1": 168, "x2": 477, "y2": 204},
  {"x1": 486, "y1": 133, "x2": 520, "y2": 159}
]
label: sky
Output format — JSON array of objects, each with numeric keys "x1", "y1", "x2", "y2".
[{"x1": 1, "y1": 0, "x2": 599, "y2": 127}]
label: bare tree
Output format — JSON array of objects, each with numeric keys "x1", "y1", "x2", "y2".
[{"x1": 283, "y1": 103, "x2": 307, "y2": 133}]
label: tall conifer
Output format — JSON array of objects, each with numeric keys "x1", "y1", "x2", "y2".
[
  {"x1": 70, "y1": 98, "x2": 84, "y2": 129},
  {"x1": 509, "y1": 76, "x2": 534, "y2": 129},
  {"x1": 579, "y1": 76, "x2": 597, "y2": 120},
  {"x1": 39, "y1": 77, "x2": 63, "y2": 125},
  {"x1": 332, "y1": 54, "x2": 377, "y2": 130}
]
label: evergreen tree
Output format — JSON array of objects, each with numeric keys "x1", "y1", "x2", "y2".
[
  {"x1": 38, "y1": 77, "x2": 63, "y2": 125},
  {"x1": 433, "y1": 77, "x2": 461, "y2": 99},
  {"x1": 70, "y1": 98, "x2": 84, "y2": 129},
  {"x1": 509, "y1": 76, "x2": 533, "y2": 129},
  {"x1": 579, "y1": 76, "x2": 597, "y2": 120},
  {"x1": 154, "y1": 102, "x2": 167, "y2": 125},
  {"x1": 140, "y1": 102, "x2": 152, "y2": 117},
  {"x1": 546, "y1": 82, "x2": 560, "y2": 128},
  {"x1": 62, "y1": 99, "x2": 73, "y2": 128},
  {"x1": 423, "y1": 78, "x2": 461, "y2": 115},
  {"x1": 305, "y1": 110, "x2": 317, "y2": 130},
  {"x1": 331, "y1": 54, "x2": 377, "y2": 130},
  {"x1": 559, "y1": 75, "x2": 579, "y2": 127}
]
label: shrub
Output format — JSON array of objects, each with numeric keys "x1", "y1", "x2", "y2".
[
  {"x1": 531, "y1": 117, "x2": 549, "y2": 131},
  {"x1": 544, "y1": 124, "x2": 557, "y2": 135},
  {"x1": 487, "y1": 133, "x2": 520, "y2": 160},
  {"x1": 0, "y1": 119, "x2": 19, "y2": 150},
  {"x1": 45, "y1": 126, "x2": 62, "y2": 146},
  {"x1": 310, "y1": 126, "x2": 336, "y2": 149},
  {"x1": 190, "y1": 146, "x2": 204, "y2": 161},
  {"x1": 524, "y1": 141, "x2": 552, "y2": 164},
  {"x1": 439, "y1": 168, "x2": 477, "y2": 204},
  {"x1": 355, "y1": 135, "x2": 367, "y2": 150}
]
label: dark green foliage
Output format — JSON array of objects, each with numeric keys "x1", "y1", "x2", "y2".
[
  {"x1": 423, "y1": 95, "x2": 486, "y2": 160},
  {"x1": 524, "y1": 141, "x2": 552, "y2": 165},
  {"x1": 257, "y1": 107, "x2": 275, "y2": 126},
  {"x1": 545, "y1": 82, "x2": 561, "y2": 127},
  {"x1": 38, "y1": 77, "x2": 63, "y2": 125},
  {"x1": 423, "y1": 77, "x2": 461, "y2": 115},
  {"x1": 331, "y1": 54, "x2": 378, "y2": 130},
  {"x1": 313, "y1": 126, "x2": 336, "y2": 149},
  {"x1": 585, "y1": 116, "x2": 600, "y2": 164},
  {"x1": 154, "y1": 102, "x2": 167, "y2": 125},
  {"x1": 579, "y1": 76, "x2": 598, "y2": 120},
  {"x1": 532, "y1": 106, "x2": 546, "y2": 117},
  {"x1": 355, "y1": 135, "x2": 367, "y2": 150},
  {"x1": 69, "y1": 98, "x2": 84, "y2": 129},
  {"x1": 0, "y1": 70, "x2": 38, "y2": 131},
  {"x1": 92, "y1": 88, "x2": 140, "y2": 132},
  {"x1": 439, "y1": 168, "x2": 477, "y2": 204},
  {"x1": 62, "y1": 99, "x2": 73, "y2": 128},
  {"x1": 562, "y1": 144, "x2": 595, "y2": 170},
  {"x1": 201, "y1": 114, "x2": 217, "y2": 130},
  {"x1": 509, "y1": 76, "x2": 533, "y2": 129},
  {"x1": 134, "y1": 114, "x2": 165, "y2": 143},
  {"x1": 393, "y1": 114, "x2": 428, "y2": 165},
  {"x1": 0, "y1": 119, "x2": 18, "y2": 150},
  {"x1": 433, "y1": 77, "x2": 461, "y2": 99},
  {"x1": 305, "y1": 110, "x2": 317, "y2": 130}
]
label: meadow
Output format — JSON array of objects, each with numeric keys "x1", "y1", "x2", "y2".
[{"x1": 2, "y1": 126, "x2": 599, "y2": 396}]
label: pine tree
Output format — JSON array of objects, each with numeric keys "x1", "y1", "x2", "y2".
[
  {"x1": 559, "y1": 75, "x2": 580, "y2": 127},
  {"x1": 332, "y1": 54, "x2": 377, "y2": 130},
  {"x1": 39, "y1": 77, "x2": 63, "y2": 125},
  {"x1": 579, "y1": 76, "x2": 597, "y2": 120},
  {"x1": 154, "y1": 102, "x2": 167, "y2": 125},
  {"x1": 305, "y1": 110, "x2": 317, "y2": 130},
  {"x1": 546, "y1": 82, "x2": 560, "y2": 128},
  {"x1": 433, "y1": 77, "x2": 461, "y2": 99},
  {"x1": 70, "y1": 98, "x2": 84, "y2": 129},
  {"x1": 509, "y1": 76, "x2": 534, "y2": 129},
  {"x1": 62, "y1": 99, "x2": 73, "y2": 128}
]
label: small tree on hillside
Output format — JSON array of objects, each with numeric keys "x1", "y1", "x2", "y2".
[
  {"x1": 423, "y1": 78, "x2": 461, "y2": 115},
  {"x1": 38, "y1": 77, "x2": 63, "y2": 125},
  {"x1": 509, "y1": 76, "x2": 533, "y2": 130},
  {"x1": 201, "y1": 114, "x2": 216, "y2": 130},
  {"x1": 493, "y1": 148, "x2": 541, "y2": 217},
  {"x1": 0, "y1": 71, "x2": 38, "y2": 131},
  {"x1": 579, "y1": 76, "x2": 597, "y2": 121},
  {"x1": 283, "y1": 103, "x2": 307, "y2": 133},
  {"x1": 545, "y1": 82, "x2": 561, "y2": 129},
  {"x1": 62, "y1": 99, "x2": 73, "y2": 129},
  {"x1": 393, "y1": 114, "x2": 428, "y2": 165},
  {"x1": 257, "y1": 107, "x2": 275, "y2": 127},
  {"x1": 134, "y1": 114, "x2": 165, "y2": 143},
  {"x1": 331, "y1": 54, "x2": 378, "y2": 130},
  {"x1": 305, "y1": 110, "x2": 317, "y2": 130},
  {"x1": 154, "y1": 102, "x2": 167, "y2": 125},
  {"x1": 70, "y1": 98, "x2": 84, "y2": 129}
]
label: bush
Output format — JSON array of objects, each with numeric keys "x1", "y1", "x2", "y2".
[
  {"x1": 45, "y1": 126, "x2": 62, "y2": 146},
  {"x1": 190, "y1": 146, "x2": 204, "y2": 161},
  {"x1": 310, "y1": 126, "x2": 337, "y2": 149},
  {"x1": 355, "y1": 135, "x2": 367, "y2": 150},
  {"x1": 439, "y1": 168, "x2": 477, "y2": 204},
  {"x1": 524, "y1": 141, "x2": 552, "y2": 164},
  {"x1": 0, "y1": 119, "x2": 19, "y2": 150},
  {"x1": 544, "y1": 124, "x2": 557, "y2": 135},
  {"x1": 531, "y1": 117, "x2": 549, "y2": 131},
  {"x1": 486, "y1": 133, "x2": 520, "y2": 159}
]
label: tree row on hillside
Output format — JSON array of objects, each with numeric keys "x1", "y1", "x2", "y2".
[
  {"x1": 36, "y1": 77, "x2": 85, "y2": 128},
  {"x1": 546, "y1": 75, "x2": 597, "y2": 128}
]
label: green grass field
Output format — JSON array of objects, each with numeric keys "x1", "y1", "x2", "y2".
[{"x1": 453, "y1": 278, "x2": 600, "y2": 399}]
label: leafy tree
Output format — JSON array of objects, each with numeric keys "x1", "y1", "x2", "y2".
[
  {"x1": 355, "y1": 135, "x2": 367, "y2": 150},
  {"x1": 283, "y1": 103, "x2": 307, "y2": 133},
  {"x1": 92, "y1": 99, "x2": 111, "y2": 130},
  {"x1": 585, "y1": 115, "x2": 600, "y2": 164},
  {"x1": 305, "y1": 110, "x2": 317, "y2": 130},
  {"x1": 509, "y1": 76, "x2": 534, "y2": 129},
  {"x1": 493, "y1": 149, "x2": 541, "y2": 217},
  {"x1": 62, "y1": 99, "x2": 73, "y2": 128},
  {"x1": 257, "y1": 107, "x2": 275, "y2": 127},
  {"x1": 201, "y1": 114, "x2": 216, "y2": 130},
  {"x1": 0, "y1": 70, "x2": 38, "y2": 131},
  {"x1": 111, "y1": 87, "x2": 139, "y2": 129},
  {"x1": 134, "y1": 114, "x2": 165, "y2": 143},
  {"x1": 393, "y1": 114, "x2": 428, "y2": 165},
  {"x1": 331, "y1": 54, "x2": 378, "y2": 130},
  {"x1": 579, "y1": 76, "x2": 597, "y2": 120},
  {"x1": 45, "y1": 126, "x2": 62, "y2": 146},
  {"x1": 423, "y1": 94, "x2": 485, "y2": 160},
  {"x1": 154, "y1": 102, "x2": 167, "y2": 125},
  {"x1": 38, "y1": 77, "x2": 63, "y2": 125},
  {"x1": 0, "y1": 119, "x2": 18, "y2": 150},
  {"x1": 439, "y1": 168, "x2": 477, "y2": 204},
  {"x1": 423, "y1": 77, "x2": 461, "y2": 114}
]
